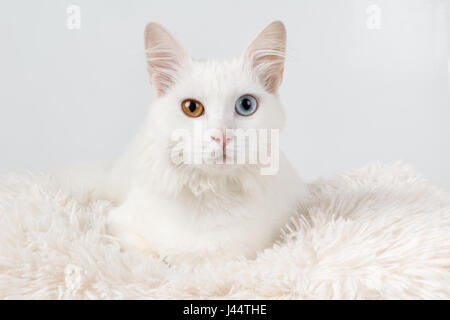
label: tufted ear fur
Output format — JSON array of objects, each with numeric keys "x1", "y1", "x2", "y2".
[
  {"x1": 243, "y1": 21, "x2": 287, "y2": 93},
  {"x1": 144, "y1": 22, "x2": 191, "y2": 96}
]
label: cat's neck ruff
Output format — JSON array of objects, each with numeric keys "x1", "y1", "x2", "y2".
[{"x1": 132, "y1": 137, "x2": 272, "y2": 208}]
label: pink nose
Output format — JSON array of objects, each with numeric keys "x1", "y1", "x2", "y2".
[{"x1": 211, "y1": 132, "x2": 232, "y2": 150}]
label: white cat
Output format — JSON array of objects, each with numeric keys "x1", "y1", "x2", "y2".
[{"x1": 105, "y1": 21, "x2": 308, "y2": 265}]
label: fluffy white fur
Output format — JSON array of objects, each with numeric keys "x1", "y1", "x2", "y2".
[
  {"x1": 103, "y1": 21, "x2": 308, "y2": 265},
  {"x1": 0, "y1": 162, "x2": 449, "y2": 299}
]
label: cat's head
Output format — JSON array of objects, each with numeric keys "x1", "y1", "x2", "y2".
[{"x1": 142, "y1": 21, "x2": 286, "y2": 177}]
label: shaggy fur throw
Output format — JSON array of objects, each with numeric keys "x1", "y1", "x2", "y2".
[{"x1": 0, "y1": 163, "x2": 449, "y2": 299}]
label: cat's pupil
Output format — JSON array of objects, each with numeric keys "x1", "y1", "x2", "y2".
[
  {"x1": 241, "y1": 98, "x2": 252, "y2": 110},
  {"x1": 188, "y1": 101, "x2": 197, "y2": 113}
]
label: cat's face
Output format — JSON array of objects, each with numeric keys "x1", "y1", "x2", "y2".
[{"x1": 144, "y1": 22, "x2": 286, "y2": 175}]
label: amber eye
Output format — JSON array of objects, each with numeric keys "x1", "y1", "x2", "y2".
[{"x1": 181, "y1": 99, "x2": 204, "y2": 117}]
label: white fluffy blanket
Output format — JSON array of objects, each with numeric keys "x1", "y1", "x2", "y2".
[{"x1": 0, "y1": 163, "x2": 449, "y2": 299}]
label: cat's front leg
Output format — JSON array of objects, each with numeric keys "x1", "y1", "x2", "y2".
[{"x1": 107, "y1": 204, "x2": 158, "y2": 258}]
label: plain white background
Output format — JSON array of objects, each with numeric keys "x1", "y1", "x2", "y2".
[{"x1": 0, "y1": 0, "x2": 449, "y2": 189}]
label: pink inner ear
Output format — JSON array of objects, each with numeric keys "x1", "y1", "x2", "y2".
[
  {"x1": 144, "y1": 23, "x2": 190, "y2": 97},
  {"x1": 146, "y1": 47, "x2": 182, "y2": 96},
  {"x1": 252, "y1": 50, "x2": 285, "y2": 93},
  {"x1": 244, "y1": 22, "x2": 287, "y2": 93}
]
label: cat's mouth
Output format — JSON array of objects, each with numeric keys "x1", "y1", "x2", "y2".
[{"x1": 206, "y1": 150, "x2": 238, "y2": 167}]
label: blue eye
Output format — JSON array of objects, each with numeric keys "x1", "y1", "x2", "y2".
[{"x1": 235, "y1": 95, "x2": 258, "y2": 116}]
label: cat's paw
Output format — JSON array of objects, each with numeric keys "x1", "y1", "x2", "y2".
[{"x1": 106, "y1": 208, "x2": 159, "y2": 258}]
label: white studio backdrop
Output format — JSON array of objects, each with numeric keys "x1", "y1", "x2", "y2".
[{"x1": 0, "y1": 0, "x2": 449, "y2": 189}]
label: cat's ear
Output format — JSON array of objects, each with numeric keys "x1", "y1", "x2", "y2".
[
  {"x1": 243, "y1": 21, "x2": 286, "y2": 93},
  {"x1": 144, "y1": 22, "x2": 190, "y2": 96}
]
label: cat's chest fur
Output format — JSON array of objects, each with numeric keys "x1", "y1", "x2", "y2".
[{"x1": 106, "y1": 154, "x2": 306, "y2": 265}]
